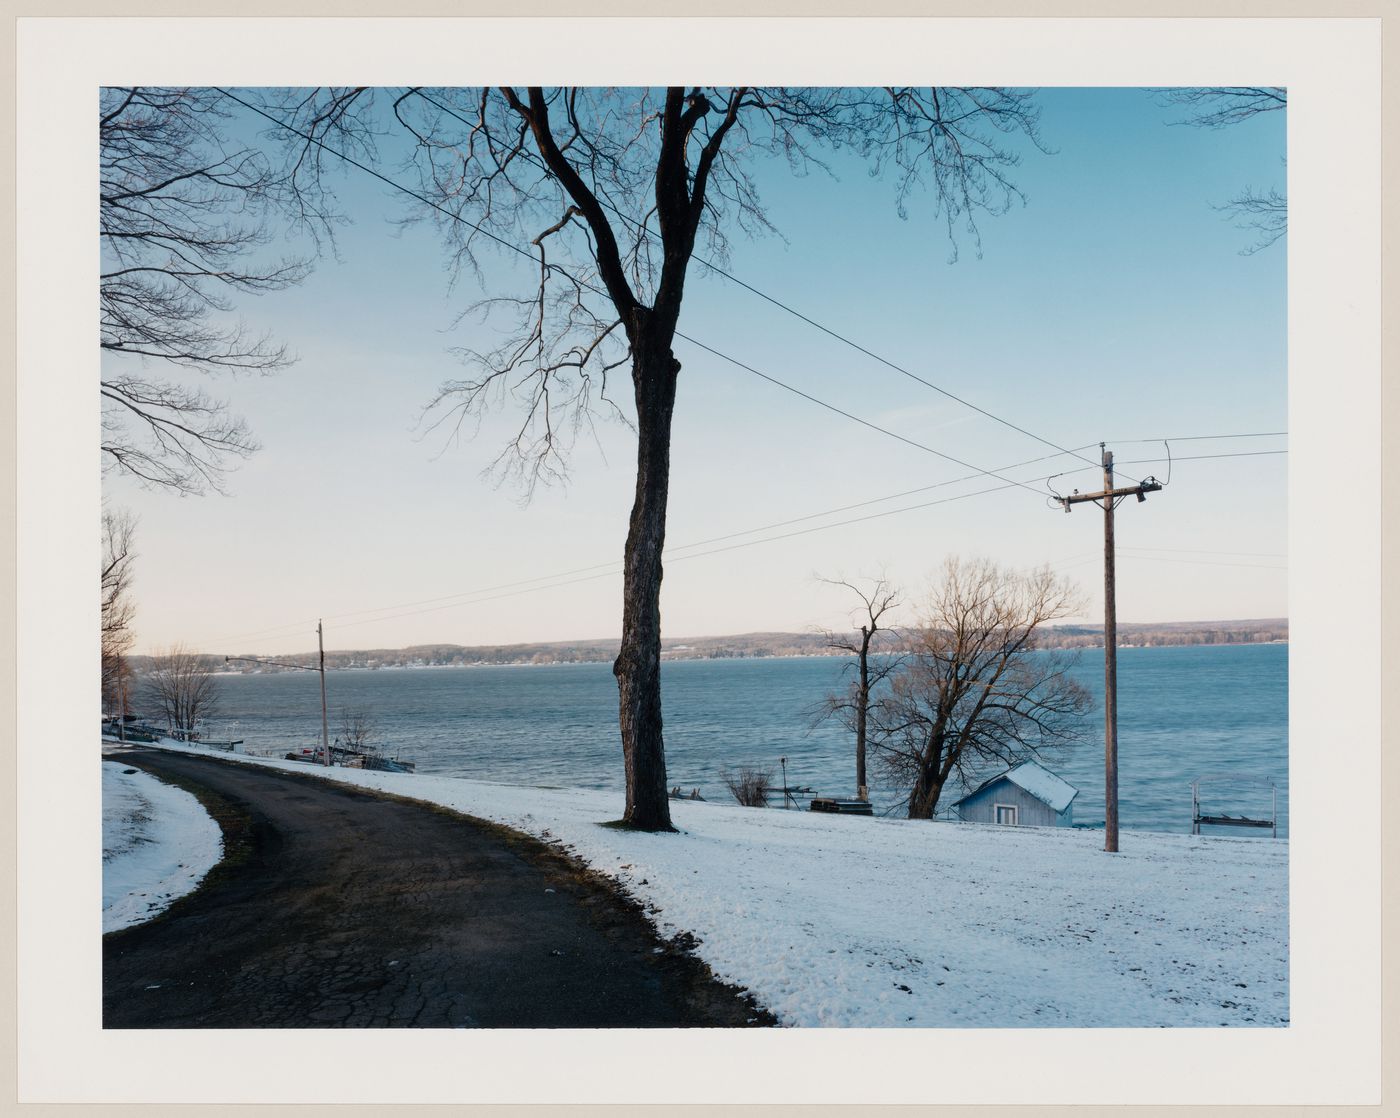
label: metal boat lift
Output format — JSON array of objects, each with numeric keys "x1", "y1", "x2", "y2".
[{"x1": 1190, "y1": 773, "x2": 1278, "y2": 838}]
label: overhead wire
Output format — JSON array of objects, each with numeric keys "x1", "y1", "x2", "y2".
[
  {"x1": 201, "y1": 445, "x2": 1285, "y2": 649},
  {"x1": 405, "y1": 86, "x2": 1129, "y2": 483},
  {"x1": 1114, "y1": 555, "x2": 1287, "y2": 572},
  {"x1": 199, "y1": 90, "x2": 1287, "y2": 650},
  {"x1": 217, "y1": 86, "x2": 1064, "y2": 500},
  {"x1": 201, "y1": 443, "x2": 1095, "y2": 648},
  {"x1": 1119, "y1": 546, "x2": 1286, "y2": 559},
  {"x1": 1107, "y1": 431, "x2": 1287, "y2": 443}
]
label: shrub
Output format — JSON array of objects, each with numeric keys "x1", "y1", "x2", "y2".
[{"x1": 721, "y1": 766, "x2": 773, "y2": 808}]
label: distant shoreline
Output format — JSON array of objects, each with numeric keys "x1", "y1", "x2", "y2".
[
  {"x1": 210, "y1": 639, "x2": 1288, "y2": 675},
  {"x1": 154, "y1": 619, "x2": 1289, "y2": 673}
]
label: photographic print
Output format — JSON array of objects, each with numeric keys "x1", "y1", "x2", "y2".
[{"x1": 15, "y1": 14, "x2": 1383, "y2": 1109}]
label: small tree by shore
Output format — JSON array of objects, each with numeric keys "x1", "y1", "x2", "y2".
[
  {"x1": 814, "y1": 574, "x2": 901, "y2": 800},
  {"x1": 337, "y1": 706, "x2": 376, "y2": 750},
  {"x1": 721, "y1": 767, "x2": 773, "y2": 808},
  {"x1": 873, "y1": 558, "x2": 1092, "y2": 819},
  {"x1": 144, "y1": 645, "x2": 220, "y2": 738}
]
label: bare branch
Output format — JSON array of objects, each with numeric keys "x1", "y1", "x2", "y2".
[
  {"x1": 1216, "y1": 185, "x2": 1287, "y2": 255},
  {"x1": 101, "y1": 507, "x2": 138, "y2": 712},
  {"x1": 1152, "y1": 87, "x2": 1286, "y2": 128},
  {"x1": 869, "y1": 557, "x2": 1092, "y2": 818},
  {"x1": 142, "y1": 644, "x2": 221, "y2": 735},
  {"x1": 1152, "y1": 87, "x2": 1287, "y2": 254},
  {"x1": 101, "y1": 86, "x2": 309, "y2": 493}
]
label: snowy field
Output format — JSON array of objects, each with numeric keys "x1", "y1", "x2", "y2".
[
  {"x1": 102, "y1": 753, "x2": 223, "y2": 933},
  {"x1": 111, "y1": 741, "x2": 1288, "y2": 1027}
]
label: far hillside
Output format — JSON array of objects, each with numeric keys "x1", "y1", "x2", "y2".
[{"x1": 168, "y1": 618, "x2": 1288, "y2": 673}]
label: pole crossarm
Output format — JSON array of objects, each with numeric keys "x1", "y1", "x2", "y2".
[{"x1": 1058, "y1": 479, "x2": 1163, "y2": 508}]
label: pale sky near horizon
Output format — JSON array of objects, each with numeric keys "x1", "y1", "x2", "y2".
[{"x1": 104, "y1": 86, "x2": 1288, "y2": 657}]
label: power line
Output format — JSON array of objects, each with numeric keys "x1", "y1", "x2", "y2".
[
  {"x1": 197, "y1": 444, "x2": 1285, "y2": 650},
  {"x1": 1109, "y1": 431, "x2": 1287, "y2": 443},
  {"x1": 1118, "y1": 450, "x2": 1286, "y2": 466},
  {"x1": 666, "y1": 445, "x2": 1097, "y2": 553},
  {"x1": 675, "y1": 334, "x2": 1049, "y2": 496},
  {"x1": 249, "y1": 480, "x2": 1025, "y2": 640},
  {"x1": 406, "y1": 86, "x2": 1121, "y2": 482},
  {"x1": 1119, "y1": 545, "x2": 1286, "y2": 559},
  {"x1": 199, "y1": 441, "x2": 1101, "y2": 648},
  {"x1": 217, "y1": 87, "x2": 1063, "y2": 501},
  {"x1": 200, "y1": 91, "x2": 1288, "y2": 657},
  {"x1": 1118, "y1": 554, "x2": 1287, "y2": 571},
  {"x1": 210, "y1": 444, "x2": 1098, "y2": 648}
]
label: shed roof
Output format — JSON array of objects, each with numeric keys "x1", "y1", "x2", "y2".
[{"x1": 952, "y1": 760, "x2": 1079, "y2": 814}]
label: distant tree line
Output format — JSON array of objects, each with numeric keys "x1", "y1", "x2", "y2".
[{"x1": 181, "y1": 618, "x2": 1286, "y2": 675}]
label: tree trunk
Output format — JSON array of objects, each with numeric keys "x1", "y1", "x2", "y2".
[
  {"x1": 908, "y1": 741, "x2": 946, "y2": 820},
  {"x1": 613, "y1": 334, "x2": 680, "y2": 831},
  {"x1": 855, "y1": 626, "x2": 870, "y2": 798},
  {"x1": 907, "y1": 769, "x2": 944, "y2": 820}
]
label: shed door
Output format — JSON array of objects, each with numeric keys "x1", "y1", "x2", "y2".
[{"x1": 995, "y1": 804, "x2": 1018, "y2": 826}]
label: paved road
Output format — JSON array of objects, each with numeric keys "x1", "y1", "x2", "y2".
[{"x1": 104, "y1": 750, "x2": 771, "y2": 1028}]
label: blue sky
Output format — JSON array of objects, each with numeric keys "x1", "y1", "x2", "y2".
[{"x1": 104, "y1": 87, "x2": 1288, "y2": 655}]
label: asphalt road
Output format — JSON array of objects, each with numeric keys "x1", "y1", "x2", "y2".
[{"x1": 103, "y1": 750, "x2": 772, "y2": 1028}]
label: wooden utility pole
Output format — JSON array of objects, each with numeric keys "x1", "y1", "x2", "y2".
[
  {"x1": 225, "y1": 623, "x2": 333, "y2": 767},
  {"x1": 1057, "y1": 445, "x2": 1162, "y2": 853},
  {"x1": 317, "y1": 619, "x2": 331, "y2": 767}
]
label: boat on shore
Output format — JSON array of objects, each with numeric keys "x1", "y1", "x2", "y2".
[{"x1": 283, "y1": 744, "x2": 416, "y2": 773}]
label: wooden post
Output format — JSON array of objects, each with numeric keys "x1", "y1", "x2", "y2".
[
  {"x1": 318, "y1": 619, "x2": 331, "y2": 767},
  {"x1": 1102, "y1": 448, "x2": 1119, "y2": 853}
]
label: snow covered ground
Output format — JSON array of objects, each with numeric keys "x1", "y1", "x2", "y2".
[
  {"x1": 122, "y1": 741, "x2": 1288, "y2": 1027},
  {"x1": 102, "y1": 753, "x2": 223, "y2": 933}
]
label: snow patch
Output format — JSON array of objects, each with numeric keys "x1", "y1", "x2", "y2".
[
  {"x1": 102, "y1": 757, "x2": 223, "y2": 933},
  {"x1": 138, "y1": 739, "x2": 1288, "y2": 1027}
]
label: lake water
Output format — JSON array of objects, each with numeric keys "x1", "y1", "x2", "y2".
[{"x1": 205, "y1": 643, "x2": 1288, "y2": 836}]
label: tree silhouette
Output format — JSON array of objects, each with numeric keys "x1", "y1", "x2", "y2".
[
  {"x1": 270, "y1": 86, "x2": 1045, "y2": 830},
  {"x1": 1154, "y1": 87, "x2": 1287, "y2": 254},
  {"x1": 873, "y1": 558, "x2": 1090, "y2": 819},
  {"x1": 101, "y1": 87, "x2": 311, "y2": 493},
  {"x1": 815, "y1": 574, "x2": 902, "y2": 799}
]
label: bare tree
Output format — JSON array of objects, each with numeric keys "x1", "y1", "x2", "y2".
[
  {"x1": 144, "y1": 645, "x2": 221, "y2": 737},
  {"x1": 814, "y1": 574, "x2": 901, "y2": 800},
  {"x1": 871, "y1": 558, "x2": 1092, "y2": 819},
  {"x1": 720, "y1": 767, "x2": 773, "y2": 808},
  {"x1": 101, "y1": 507, "x2": 137, "y2": 714},
  {"x1": 1153, "y1": 87, "x2": 1287, "y2": 254},
  {"x1": 272, "y1": 86, "x2": 1044, "y2": 830},
  {"x1": 101, "y1": 87, "x2": 312, "y2": 493},
  {"x1": 336, "y1": 705, "x2": 376, "y2": 749}
]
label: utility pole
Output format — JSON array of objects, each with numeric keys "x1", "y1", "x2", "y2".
[
  {"x1": 1057, "y1": 445, "x2": 1162, "y2": 853},
  {"x1": 225, "y1": 623, "x2": 333, "y2": 767},
  {"x1": 318, "y1": 620, "x2": 331, "y2": 767}
]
